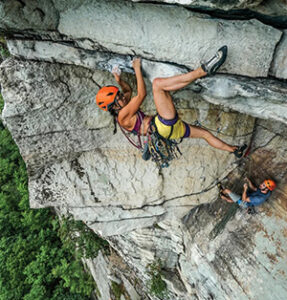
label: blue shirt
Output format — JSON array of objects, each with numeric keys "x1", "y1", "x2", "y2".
[{"x1": 238, "y1": 189, "x2": 271, "y2": 207}]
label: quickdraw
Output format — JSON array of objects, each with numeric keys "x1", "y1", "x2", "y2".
[{"x1": 147, "y1": 118, "x2": 182, "y2": 169}]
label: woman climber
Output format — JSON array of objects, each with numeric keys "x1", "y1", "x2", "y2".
[{"x1": 95, "y1": 46, "x2": 246, "y2": 165}]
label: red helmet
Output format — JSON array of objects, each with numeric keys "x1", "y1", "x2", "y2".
[
  {"x1": 264, "y1": 179, "x2": 276, "y2": 191},
  {"x1": 95, "y1": 86, "x2": 119, "y2": 111}
]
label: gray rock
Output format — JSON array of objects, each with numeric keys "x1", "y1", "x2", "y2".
[
  {"x1": 56, "y1": 0, "x2": 281, "y2": 78},
  {"x1": 106, "y1": 127, "x2": 287, "y2": 299},
  {"x1": 255, "y1": 0, "x2": 287, "y2": 17},
  {"x1": 1, "y1": 1, "x2": 287, "y2": 299},
  {"x1": 270, "y1": 30, "x2": 287, "y2": 79},
  {"x1": 132, "y1": 0, "x2": 264, "y2": 10},
  {"x1": 132, "y1": 0, "x2": 287, "y2": 18},
  {"x1": 7, "y1": 40, "x2": 134, "y2": 74},
  {"x1": 181, "y1": 186, "x2": 287, "y2": 299},
  {"x1": 0, "y1": 58, "x2": 254, "y2": 236},
  {"x1": 6, "y1": 40, "x2": 287, "y2": 126},
  {"x1": 0, "y1": 0, "x2": 58, "y2": 32},
  {"x1": 197, "y1": 75, "x2": 287, "y2": 125},
  {"x1": 84, "y1": 252, "x2": 111, "y2": 300},
  {"x1": 2, "y1": 0, "x2": 285, "y2": 80},
  {"x1": 131, "y1": 0, "x2": 287, "y2": 35},
  {"x1": 121, "y1": 276, "x2": 141, "y2": 300},
  {"x1": 108, "y1": 220, "x2": 187, "y2": 299}
]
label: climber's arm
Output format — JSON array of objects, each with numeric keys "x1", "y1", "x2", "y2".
[
  {"x1": 112, "y1": 67, "x2": 132, "y2": 101},
  {"x1": 242, "y1": 183, "x2": 251, "y2": 202},
  {"x1": 245, "y1": 177, "x2": 257, "y2": 191},
  {"x1": 121, "y1": 58, "x2": 146, "y2": 119},
  {"x1": 118, "y1": 79, "x2": 132, "y2": 101}
]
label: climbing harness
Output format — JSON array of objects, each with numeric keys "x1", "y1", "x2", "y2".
[
  {"x1": 147, "y1": 117, "x2": 182, "y2": 169},
  {"x1": 117, "y1": 113, "x2": 182, "y2": 169}
]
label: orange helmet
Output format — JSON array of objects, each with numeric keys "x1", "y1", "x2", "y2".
[
  {"x1": 264, "y1": 179, "x2": 276, "y2": 191},
  {"x1": 95, "y1": 86, "x2": 119, "y2": 111}
]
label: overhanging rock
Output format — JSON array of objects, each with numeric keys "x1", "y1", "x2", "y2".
[
  {"x1": 132, "y1": 0, "x2": 264, "y2": 10},
  {"x1": 7, "y1": 40, "x2": 134, "y2": 74},
  {"x1": 197, "y1": 75, "x2": 287, "y2": 125},
  {"x1": 55, "y1": 0, "x2": 281, "y2": 78},
  {"x1": 7, "y1": 40, "x2": 287, "y2": 126},
  {"x1": 1, "y1": 0, "x2": 282, "y2": 78}
]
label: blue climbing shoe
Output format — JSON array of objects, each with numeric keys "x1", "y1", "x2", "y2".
[{"x1": 201, "y1": 45, "x2": 228, "y2": 75}]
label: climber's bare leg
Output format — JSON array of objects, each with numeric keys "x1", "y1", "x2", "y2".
[
  {"x1": 188, "y1": 125, "x2": 237, "y2": 153},
  {"x1": 153, "y1": 67, "x2": 207, "y2": 92},
  {"x1": 152, "y1": 67, "x2": 207, "y2": 119},
  {"x1": 220, "y1": 193, "x2": 234, "y2": 203},
  {"x1": 222, "y1": 188, "x2": 232, "y2": 194}
]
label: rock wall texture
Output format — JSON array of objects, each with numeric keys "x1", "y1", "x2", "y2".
[{"x1": 0, "y1": 0, "x2": 287, "y2": 299}]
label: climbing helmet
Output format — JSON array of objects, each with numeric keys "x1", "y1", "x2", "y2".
[
  {"x1": 95, "y1": 85, "x2": 119, "y2": 111},
  {"x1": 264, "y1": 179, "x2": 276, "y2": 191}
]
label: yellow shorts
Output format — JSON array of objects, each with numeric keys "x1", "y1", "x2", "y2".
[{"x1": 154, "y1": 114, "x2": 190, "y2": 139}]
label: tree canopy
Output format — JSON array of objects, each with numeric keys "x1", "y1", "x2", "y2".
[{"x1": 0, "y1": 94, "x2": 106, "y2": 299}]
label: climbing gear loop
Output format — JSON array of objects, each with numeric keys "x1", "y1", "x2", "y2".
[
  {"x1": 117, "y1": 114, "x2": 182, "y2": 169},
  {"x1": 146, "y1": 117, "x2": 182, "y2": 169}
]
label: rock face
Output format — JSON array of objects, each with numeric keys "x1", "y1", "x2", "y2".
[
  {"x1": 0, "y1": 0, "x2": 58, "y2": 31},
  {"x1": 1, "y1": 1, "x2": 287, "y2": 299},
  {"x1": 55, "y1": 0, "x2": 282, "y2": 78},
  {"x1": 132, "y1": 0, "x2": 287, "y2": 29},
  {"x1": 1, "y1": 58, "x2": 254, "y2": 236},
  {"x1": 0, "y1": 0, "x2": 285, "y2": 78},
  {"x1": 132, "y1": 0, "x2": 264, "y2": 10},
  {"x1": 270, "y1": 30, "x2": 287, "y2": 79},
  {"x1": 6, "y1": 40, "x2": 287, "y2": 125}
]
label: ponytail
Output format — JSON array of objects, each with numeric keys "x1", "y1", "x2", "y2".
[{"x1": 109, "y1": 108, "x2": 118, "y2": 134}]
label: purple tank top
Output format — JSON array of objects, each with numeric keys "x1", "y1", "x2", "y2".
[{"x1": 131, "y1": 111, "x2": 145, "y2": 134}]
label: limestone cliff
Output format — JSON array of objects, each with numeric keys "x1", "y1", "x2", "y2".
[{"x1": 0, "y1": 1, "x2": 287, "y2": 299}]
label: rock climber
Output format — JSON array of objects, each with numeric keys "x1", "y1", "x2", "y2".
[
  {"x1": 95, "y1": 46, "x2": 247, "y2": 162},
  {"x1": 219, "y1": 178, "x2": 276, "y2": 209}
]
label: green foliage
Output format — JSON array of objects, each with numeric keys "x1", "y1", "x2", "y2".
[
  {"x1": 58, "y1": 215, "x2": 109, "y2": 259},
  {"x1": 0, "y1": 94, "x2": 4, "y2": 112},
  {"x1": 0, "y1": 94, "x2": 106, "y2": 299},
  {"x1": 146, "y1": 259, "x2": 169, "y2": 299},
  {"x1": 111, "y1": 281, "x2": 125, "y2": 300},
  {"x1": 0, "y1": 36, "x2": 10, "y2": 60},
  {"x1": 52, "y1": 259, "x2": 95, "y2": 296}
]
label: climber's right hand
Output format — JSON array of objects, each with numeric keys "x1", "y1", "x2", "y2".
[
  {"x1": 112, "y1": 65, "x2": 121, "y2": 83},
  {"x1": 132, "y1": 57, "x2": 141, "y2": 71}
]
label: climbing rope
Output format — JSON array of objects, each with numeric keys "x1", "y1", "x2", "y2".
[{"x1": 188, "y1": 96, "x2": 255, "y2": 138}]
